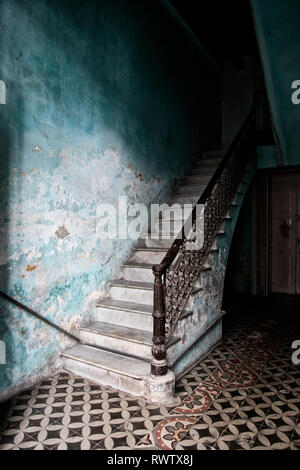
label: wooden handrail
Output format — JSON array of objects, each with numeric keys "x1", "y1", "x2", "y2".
[
  {"x1": 153, "y1": 107, "x2": 255, "y2": 275},
  {"x1": 150, "y1": 96, "x2": 270, "y2": 377}
]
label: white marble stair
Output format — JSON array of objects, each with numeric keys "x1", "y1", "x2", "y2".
[
  {"x1": 62, "y1": 150, "x2": 238, "y2": 400},
  {"x1": 123, "y1": 263, "x2": 154, "y2": 283},
  {"x1": 79, "y1": 321, "x2": 180, "y2": 360},
  {"x1": 109, "y1": 280, "x2": 153, "y2": 305},
  {"x1": 63, "y1": 344, "x2": 150, "y2": 397},
  {"x1": 131, "y1": 247, "x2": 168, "y2": 264},
  {"x1": 95, "y1": 299, "x2": 153, "y2": 331}
]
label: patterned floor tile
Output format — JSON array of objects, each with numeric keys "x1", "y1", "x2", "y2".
[{"x1": 1, "y1": 313, "x2": 299, "y2": 450}]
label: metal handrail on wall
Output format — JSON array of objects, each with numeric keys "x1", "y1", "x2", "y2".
[{"x1": 0, "y1": 290, "x2": 80, "y2": 343}]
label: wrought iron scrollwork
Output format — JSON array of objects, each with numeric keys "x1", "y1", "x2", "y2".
[{"x1": 151, "y1": 99, "x2": 269, "y2": 377}]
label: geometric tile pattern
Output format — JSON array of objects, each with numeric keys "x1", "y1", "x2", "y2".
[{"x1": 1, "y1": 317, "x2": 299, "y2": 450}]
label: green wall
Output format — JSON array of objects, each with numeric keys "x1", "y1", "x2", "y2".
[
  {"x1": 251, "y1": 0, "x2": 300, "y2": 166},
  {"x1": 0, "y1": 0, "x2": 221, "y2": 399}
]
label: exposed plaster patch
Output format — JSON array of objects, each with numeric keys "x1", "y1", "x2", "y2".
[
  {"x1": 60, "y1": 314, "x2": 83, "y2": 333},
  {"x1": 55, "y1": 225, "x2": 70, "y2": 239},
  {"x1": 33, "y1": 146, "x2": 42, "y2": 153},
  {"x1": 26, "y1": 265, "x2": 37, "y2": 272},
  {"x1": 30, "y1": 327, "x2": 51, "y2": 347}
]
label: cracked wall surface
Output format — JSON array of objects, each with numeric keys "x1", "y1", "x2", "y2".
[{"x1": 0, "y1": 0, "x2": 221, "y2": 398}]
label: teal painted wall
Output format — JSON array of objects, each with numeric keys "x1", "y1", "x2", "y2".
[
  {"x1": 0, "y1": 0, "x2": 221, "y2": 398},
  {"x1": 251, "y1": 0, "x2": 300, "y2": 166},
  {"x1": 257, "y1": 145, "x2": 279, "y2": 169}
]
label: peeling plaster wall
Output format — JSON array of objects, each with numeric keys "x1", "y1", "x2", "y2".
[{"x1": 0, "y1": 0, "x2": 221, "y2": 397}]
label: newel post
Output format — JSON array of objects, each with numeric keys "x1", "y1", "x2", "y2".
[{"x1": 151, "y1": 265, "x2": 168, "y2": 377}]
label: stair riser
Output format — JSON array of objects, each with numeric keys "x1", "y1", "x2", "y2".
[
  {"x1": 63, "y1": 357, "x2": 147, "y2": 397},
  {"x1": 95, "y1": 306, "x2": 153, "y2": 331},
  {"x1": 174, "y1": 185, "x2": 206, "y2": 196},
  {"x1": 193, "y1": 164, "x2": 218, "y2": 171},
  {"x1": 79, "y1": 329, "x2": 152, "y2": 360},
  {"x1": 192, "y1": 168, "x2": 215, "y2": 176},
  {"x1": 199, "y1": 158, "x2": 222, "y2": 165},
  {"x1": 144, "y1": 237, "x2": 175, "y2": 249},
  {"x1": 171, "y1": 196, "x2": 199, "y2": 205},
  {"x1": 123, "y1": 267, "x2": 154, "y2": 283},
  {"x1": 185, "y1": 176, "x2": 211, "y2": 185},
  {"x1": 110, "y1": 285, "x2": 153, "y2": 305},
  {"x1": 158, "y1": 205, "x2": 193, "y2": 220},
  {"x1": 202, "y1": 151, "x2": 226, "y2": 158},
  {"x1": 130, "y1": 250, "x2": 167, "y2": 264},
  {"x1": 154, "y1": 219, "x2": 184, "y2": 234}
]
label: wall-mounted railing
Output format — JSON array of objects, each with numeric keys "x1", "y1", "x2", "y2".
[{"x1": 0, "y1": 290, "x2": 80, "y2": 343}]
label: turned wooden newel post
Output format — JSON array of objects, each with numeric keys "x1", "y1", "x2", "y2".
[{"x1": 151, "y1": 264, "x2": 168, "y2": 377}]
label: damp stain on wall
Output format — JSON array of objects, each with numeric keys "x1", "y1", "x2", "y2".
[{"x1": 0, "y1": 0, "x2": 221, "y2": 398}]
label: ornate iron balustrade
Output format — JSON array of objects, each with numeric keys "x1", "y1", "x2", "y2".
[{"x1": 151, "y1": 99, "x2": 268, "y2": 377}]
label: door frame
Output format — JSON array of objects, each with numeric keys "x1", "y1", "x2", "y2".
[{"x1": 256, "y1": 166, "x2": 300, "y2": 297}]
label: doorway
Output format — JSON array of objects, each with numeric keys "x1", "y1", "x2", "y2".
[{"x1": 268, "y1": 171, "x2": 300, "y2": 295}]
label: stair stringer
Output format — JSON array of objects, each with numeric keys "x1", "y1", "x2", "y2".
[{"x1": 167, "y1": 161, "x2": 257, "y2": 379}]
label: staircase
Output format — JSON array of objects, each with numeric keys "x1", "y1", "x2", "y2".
[{"x1": 62, "y1": 149, "x2": 249, "y2": 399}]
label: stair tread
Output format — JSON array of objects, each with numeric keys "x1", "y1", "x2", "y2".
[
  {"x1": 134, "y1": 247, "x2": 168, "y2": 253},
  {"x1": 110, "y1": 279, "x2": 153, "y2": 290},
  {"x1": 201, "y1": 150, "x2": 226, "y2": 157},
  {"x1": 63, "y1": 344, "x2": 150, "y2": 378},
  {"x1": 194, "y1": 162, "x2": 218, "y2": 168},
  {"x1": 179, "y1": 182, "x2": 207, "y2": 187},
  {"x1": 81, "y1": 321, "x2": 153, "y2": 345},
  {"x1": 97, "y1": 298, "x2": 153, "y2": 315},
  {"x1": 173, "y1": 193, "x2": 202, "y2": 197},
  {"x1": 123, "y1": 262, "x2": 153, "y2": 270},
  {"x1": 192, "y1": 169, "x2": 217, "y2": 174}
]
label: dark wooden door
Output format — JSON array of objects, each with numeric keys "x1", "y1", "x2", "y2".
[
  {"x1": 296, "y1": 183, "x2": 300, "y2": 294},
  {"x1": 269, "y1": 172, "x2": 300, "y2": 294}
]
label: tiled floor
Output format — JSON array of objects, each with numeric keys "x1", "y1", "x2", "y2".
[{"x1": 1, "y1": 310, "x2": 300, "y2": 450}]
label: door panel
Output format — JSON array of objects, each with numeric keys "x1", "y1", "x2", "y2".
[
  {"x1": 296, "y1": 183, "x2": 300, "y2": 294},
  {"x1": 269, "y1": 174, "x2": 297, "y2": 294}
]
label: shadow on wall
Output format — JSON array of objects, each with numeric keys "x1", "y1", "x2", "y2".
[
  {"x1": 0, "y1": 22, "x2": 25, "y2": 389},
  {"x1": 0, "y1": 0, "x2": 222, "y2": 398}
]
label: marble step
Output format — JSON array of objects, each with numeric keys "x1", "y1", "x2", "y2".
[
  {"x1": 192, "y1": 167, "x2": 218, "y2": 176},
  {"x1": 63, "y1": 344, "x2": 150, "y2": 397},
  {"x1": 201, "y1": 150, "x2": 226, "y2": 158},
  {"x1": 95, "y1": 299, "x2": 153, "y2": 331},
  {"x1": 157, "y1": 203, "x2": 193, "y2": 220},
  {"x1": 171, "y1": 194, "x2": 200, "y2": 205},
  {"x1": 109, "y1": 280, "x2": 153, "y2": 305},
  {"x1": 79, "y1": 321, "x2": 154, "y2": 360},
  {"x1": 185, "y1": 174, "x2": 212, "y2": 185},
  {"x1": 144, "y1": 235, "x2": 177, "y2": 249},
  {"x1": 193, "y1": 162, "x2": 219, "y2": 172},
  {"x1": 79, "y1": 321, "x2": 180, "y2": 360},
  {"x1": 123, "y1": 262, "x2": 154, "y2": 283},
  {"x1": 200, "y1": 157, "x2": 222, "y2": 165},
  {"x1": 153, "y1": 218, "x2": 185, "y2": 234},
  {"x1": 174, "y1": 183, "x2": 206, "y2": 196},
  {"x1": 131, "y1": 247, "x2": 168, "y2": 264}
]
